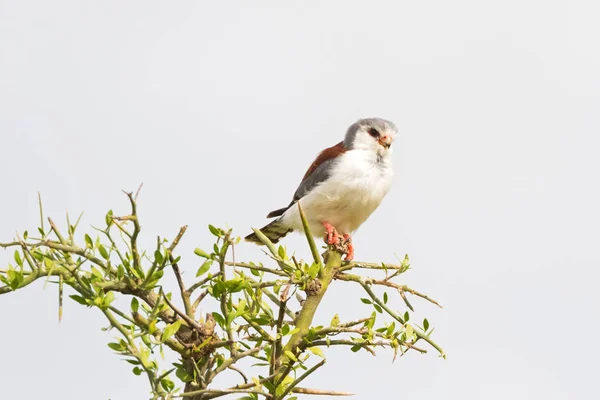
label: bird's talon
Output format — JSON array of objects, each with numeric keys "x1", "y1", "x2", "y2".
[
  {"x1": 322, "y1": 222, "x2": 340, "y2": 245},
  {"x1": 342, "y1": 234, "x2": 354, "y2": 261}
]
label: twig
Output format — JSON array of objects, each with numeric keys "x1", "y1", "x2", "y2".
[
  {"x1": 227, "y1": 365, "x2": 248, "y2": 383},
  {"x1": 208, "y1": 345, "x2": 266, "y2": 383},
  {"x1": 38, "y1": 192, "x2": 45, "y2": 238},
  {"x1": 335, "y1": 272, "x2": 442, "y2": 308},
  {"x1": 161, "y1": 291, "x2": 204, "y2": 331},
  {"x1": 308, "y1": 339, "x2": 394, "y2": 355},
  {"x1": 168, "y1": 226, "x2": 192, "y2": 317},
  {"x1": 178, "y1": 388, "x2": 271, "y2": 399},
  {"x1": 359, "y1": 281, "x2": 445, "y2": 358},
  {"x1": 298, "y1": 203, "x2": 322, "y2": 268},
  {"x1": 339, "y1": 261, "x2": 406, "y2": 272},
  {"x1": 276, "y1": 359, "x2": 326, "y2": 400},
  {"x1": 339, "y1": 317, "x2": 372, "y2": 328},
  {"x1": 292, "y1": 387, "x2": 354, "y2": 396},
  {"x1": 191, "y1": 289, "x2": 209, "y2": 311},
  {"x1": 218, "y1": 233, "x2": 236, "y2": 356},
  {"x1": 124, "y1": 190, "x2": 142, "y2": 279},
  {"x1": 273, "y1": 289, "x2": 288, "y2": 371},
  {"x1": 187, "y1": 271, "x2": 222, "y2": 295},
  {"x1": 224, "y1": 261, "x2": 288, "y2": 277}
]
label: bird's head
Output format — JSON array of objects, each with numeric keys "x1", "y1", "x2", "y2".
[{"x1": 343, "y1": 118, "x2": 397, "y2": 156}]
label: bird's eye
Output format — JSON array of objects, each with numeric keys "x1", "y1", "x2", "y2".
[{"x1": 368, "y1": 128, "x2": 380, "y2": 138}]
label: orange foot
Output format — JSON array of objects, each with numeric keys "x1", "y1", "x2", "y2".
[
  {"x1": 342, "y1": 234, "x2": 354, "y2": 261},
  {"x1": 322, "y1": 222, "x2": 340, "y2": 245}
]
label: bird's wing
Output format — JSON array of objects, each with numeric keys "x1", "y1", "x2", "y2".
[{"x1": 266, "y1": 141, "x2": 347, "y2": 218}]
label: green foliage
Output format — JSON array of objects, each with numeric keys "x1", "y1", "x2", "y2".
[{"x1": 0, "y1": 191, "x2": 444, "y2": 400}]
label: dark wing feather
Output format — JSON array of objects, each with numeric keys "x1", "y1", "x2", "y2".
[{"x1": 265, "y1": 141, "x2": 347, "y2": 218}]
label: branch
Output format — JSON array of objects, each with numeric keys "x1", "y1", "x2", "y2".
[
  {"x1": 282, "y1": 250, "x2": 341, "y2": 357},
  {"x1": 178, "y1": 388, "x2": 272, "y2": 399},
  {"x1": 335, "y1": 272, "x2": 442, "y2": 308},
  {"x1": 123, "y1": 189, "x2": 142, "y2": 279},
  {"x1": 224, "y1": 261, "x2": 288, "y2": 277},
  {"x1": 161, "y1": 290, "x2": 204, "y2": 332},
  {"x1": 218, "y1": 232, "x2": 237, "y2": 355},
  {"x1": 207, "y1": 345, "x2": 266, "y2": 383},
  {"x1": 359, "y1": 280, "x2": 445, "y2": 358},
  {"x1": 276, "y1": 359, "x2": 326, "y2": 400},
  {"x1": 298, "y1": 203, "x2": 322, "y2": 268},
  {"x1": 292, "y1": 387, "x2": 354, "y2": 396},
  {"x1": 168, "y1": 225, "x2": 193, "y2": 317}
]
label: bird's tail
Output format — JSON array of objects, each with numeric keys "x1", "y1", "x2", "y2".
[{"x1": 245, "y1": 218, "x2": 292, "y2": 244}]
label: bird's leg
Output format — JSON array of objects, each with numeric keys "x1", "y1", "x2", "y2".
[
  {"x1": 322, "y1": 222, "x2": 340, "y2": 245},
  {"x1": 342, "y1": 234, "x2": 354, "y2": 261},
  {"x1": 322, "y1": 222, "x2": 354, "y2": 261}
]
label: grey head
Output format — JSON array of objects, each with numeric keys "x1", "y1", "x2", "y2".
[
  {"x1": 344, "y1": 118, "x2": 398, "y2": 153},
  {"x1": 343, "y1": 118, "x2": 398, "y2": 154}
]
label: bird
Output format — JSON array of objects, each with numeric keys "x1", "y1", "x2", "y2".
[{"x1": 245, "y1": 118, "x2": 397, "y2": 261}]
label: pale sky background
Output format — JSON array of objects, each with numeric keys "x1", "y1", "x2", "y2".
[{"x1": 1, "y1": 1, "x2": 599, "y2": 399}]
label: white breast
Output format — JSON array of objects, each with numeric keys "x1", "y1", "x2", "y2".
[{"x1": 283, "y1": 149, "x2": 394, "y2": 235}]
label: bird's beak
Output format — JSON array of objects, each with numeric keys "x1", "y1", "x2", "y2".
[{"x1": 378, "y1": 136, "x2": 391, "y2": 149}]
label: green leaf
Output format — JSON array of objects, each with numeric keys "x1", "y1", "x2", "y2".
[
  {"x1": 281, "y1": 324, "x2": 290, "y2": 336},
  {"x1": 84, "y1": 234, "x2": 93, "y2": 249},
  {"x1": 208, "y1": 224, "x2": 222, "y2": 237},
  {"x1": 405, "y1": 324, "x2": 414, "y2": 339},
  {"x1": 350, "y1": 345, "x2": 361, "y2": 352},
  {"x1": 373, "y1": 304, "x2": 383, "y2": 313},
  {"x1": 383, "y1": 292, "x2": 388, "y2": 304},
  {"x1": 132, "y1": 366, "x2": 143, "y2": 376},
  {"x1": 194, "y1": 248, "x2": 210, "y2": 258},
  {"x1": 284, "y1": 350, "x2": 297, "y2": 362},
  {"x1": 98, "y1": 244, "x2": 109, "y2": 260},
  {"x1": 160, "y1": 378, "x2": 175, "y2": 392},
  {"x1": 360, "y1": 298, "x2": 372, "y2": 305},
  {"x1": 277, "y1": 245, "x2": 286, "y2": 259},
  {"x1": 404, "y1": 311, "x2": 410, "y2": 322},
  {"x1": 70, "y1": 295, "x2": 88, "y2": 306},
  {"x1": 236, "y1": 300, "x2": 247, "y2": 317},
  {"x1": 141, "y1": 334, "x2": 152, "y2": 347},
  {"x1": 154, "y1": 249, "x2": 164, "y2": 265},
  {"x1": 90, "y1": 266, "x2": 103, "y2": 279},
  {"x1": 7, "y1": 270, "x2": 23, "y2": 290},
  {"x1": 103, "y1": 291, "x2": 115, "y2": 308},
  {"x1": 131, "y1": 297, "x2": 139, "y2": 313},
  {"x1": 175, "y1": 366, "x2": 194, "y2": 383},
  {"x1": 161, "y1": 319, "x2": 183, "y2": 342},
  {"x1": 14, "y1": 250, "x2": 23, "y2": 267},
  {"x1": 288, "y1": 327, "x2": 300, "y2": 336},
  {"x1": 212, "y1": 312, "x2": 225, "y2": 327},
  {"x1": 212, "y1": 280, "x2": 225, "y2": 297},
  {"x1": 196, "y1": 260, "x2": 213, "y2": 277},
  {"x1": 330, "y1": 313, "x2": 340, "y2": 327},
  {"x1": 386, "y1": 322, "x2": 396, "y2": 336},
  {"x1": 308, "y1": 347, "x2": 325, "y2": 358},
  {"x1": 307, "y1": 262, "x2": 320, "y2": 279},
  {"x1": 108, "y1": 342, "x2": 124, "y2": 352},
  {"x1": 423, "y1": 318, "x2": 429, "y2": 331},
  {"x1": 225, "y1": 278, "x2": 247, "y2": 293},
  {"x1": 366, "y1": 311, "x2": 376, "y2": 329},
  {"x1": 105, "y1": 210, "x2": 114, "y2": 226}
]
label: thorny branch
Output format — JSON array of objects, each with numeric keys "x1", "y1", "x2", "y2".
[{"x1": 0, "y1": 191, "x2": 445, "y2": 400}]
